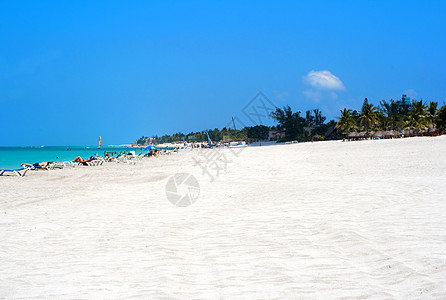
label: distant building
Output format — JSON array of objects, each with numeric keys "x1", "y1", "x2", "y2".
[
  {"x1": 395, "y1": 94, "x2": 412, "y2": 111},
  {"x1": 402, "y1": 94, "x2": 411, "y2": 104},
  {"x1": 303, "y1": 126, "x2": 315, "y2": 136},
  {"x1": 268, "y1": 129, "x2": 285, "y2": 141},
  {"x1": 140, "y1": 137, "x2": 156, "y2": 145}
]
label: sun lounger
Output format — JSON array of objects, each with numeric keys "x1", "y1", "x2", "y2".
[
  {"x1": 53, "y1": 161, "x2": 77, "y2": 168},
  {"x1": 23, "y1": 165, "x2": 43, "y2": 170},
  {"x1": 117, "y1": 155, "x2": 137, "y2": 164},
  {"x1": 0, "y1": 167, "x2": 29, "y2": 177},
  {"x1": 46, "y1": 163, "x2": 56, "y2": 170},
  {"x1": 23, "y1": 163, "x2": 56, "y2": 171},
  {"x1": 61, "y1": 161, "x2": 78, "y2": 167},
  {"x1": 85, "y1": 159, "x2": 104, "y2": 166}
]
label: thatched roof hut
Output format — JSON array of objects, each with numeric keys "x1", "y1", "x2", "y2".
[
  {"x1": 347, "y1": 132, "x2": 358, "y2": 139},
  {"x1": 373, "y1": 131, "x2": 384, "y2": 138}
]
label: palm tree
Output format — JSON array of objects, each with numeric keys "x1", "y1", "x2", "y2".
[
  {"x1": 435, "y1": 105, "x2": 446, "y2": 133},
  {"x1": 407, "y1": 100, "x2": 428, "y2": 134},
  {"x1": 335, "y1": 108, "x2": 356, "y2": 136},
  {"x1": 376, "y1": 112, "x2": 390, "y2": 130},
  {"x1": 313, "y1": 109, "x2": 326, "y2": 126},
  {"x1": 271, "y1": 106, "x2": 305, "y2": 140},
  {"x1": 359, "y1": 104, "x2": 379, "y2": 134},
  {"x1": 378, "y1": 99, "x2": 403, "y2": 130},
  {"x1": 427, "y1": 101, "x2": 438, "y2": 126}
]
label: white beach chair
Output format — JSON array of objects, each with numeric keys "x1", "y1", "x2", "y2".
[
  {"x1": 117, "y1": 155, "x2": 137, "y2": 164},
  {"x1": 63, "y1": 161, "x2": 78, "y2": 167},
  {"x1": 62, "y1": 161, "x2": 81, "y2": 167},
  {"x1": 0, "y1": 167, "x2": 29, "y2": 177}
]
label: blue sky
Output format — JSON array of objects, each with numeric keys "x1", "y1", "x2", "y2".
[{"x1": 1, "y1": 0, "x2": 445, "y2": 146}]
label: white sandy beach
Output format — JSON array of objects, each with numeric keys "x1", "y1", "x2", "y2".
[{"x1": 1, "y1": 136, "x2": 446, "y2": 299}]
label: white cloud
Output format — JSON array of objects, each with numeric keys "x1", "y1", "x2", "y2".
[{"x1": 303, "y1": 70, "x2": 345, "y2": 91}]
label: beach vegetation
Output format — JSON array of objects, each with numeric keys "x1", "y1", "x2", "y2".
[
  {"x1": 427, "y1": 101, "x2": 438, "y2": 126},
  {"x1": 247, "y1": 125, "x2": 269, "y2": 141},
  {"x1": 334, "y1": 96, "x2": 444, "y2": 139},
  {"x1": 435, "y1": 105, "x2": 446, "y2": 133},
  {"x1": 271, "y1": 106, "x2": 306, "y2": 140},
  {"x1": 359, "y1": 103, "x2": 379, "y2": 134},
  {"x1": 135, "y1": 97, "x2": 444, "y2": 146},
  {"x1": 335, "y1": 108, "x2": 356, "y2": 135},
  {"x1": 406, "y1": 100, "x2": 428, "y2": 134}
]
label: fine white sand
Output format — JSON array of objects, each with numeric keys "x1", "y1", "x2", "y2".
[{"x1": 1, "y1": 136, "x2": 446, "y2": 299}]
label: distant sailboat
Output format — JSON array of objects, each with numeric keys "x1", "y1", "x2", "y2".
[
  {"x1": 206, "y1": 131, "x2": 214, "y2": 147},
  {"x1": 99, "y1": 136, "x2": 102, "y2": 149}
]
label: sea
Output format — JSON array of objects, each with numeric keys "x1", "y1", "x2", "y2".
[{"x1": 0, "y1": 146, "x2": 155, "y2": 170}]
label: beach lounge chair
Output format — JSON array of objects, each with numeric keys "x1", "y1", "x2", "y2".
[
  {"x1": 46, "y1": 163, "x2": 56, "y2": 170},
  {"x1": 86, "y1": 158, "x2": 104, "y2": 166},
  {"x1": 52, "y1": 161, "x2": 77, "y2": 168},
  {"x1": 0, "y1": 167, "x2": 29, "y2": 177},
  {"x1": 23, "y1": 165, "x2": 44, "y2": 171},
  {"x1": 22, "y1": 163, "x2": 56, "y2": 171},
  {"x1": 117, "y1": 155, "x2": 137, "y2": 164},
  {"x1": 105, "y1": 156, "x2": 118, "y2": 163},
  {"x1": 61, "y1": 161, "x2": 77, "y2": 167}
]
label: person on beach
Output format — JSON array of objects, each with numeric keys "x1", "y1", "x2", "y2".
[
  {"x1": 21, "y1": 161, "x2": 54, "y2": 169},
  {"x1": 144, "y1": 149, "x2": 154, "y2": 157},
  {"x1": 103, "y1": 152, "x2": 114, "y2": 161},
  {"x1": 116, "y1": 152, "x2": 130, "y2": 158},
  {"x1": 104, "y1": 151, "x2": 114, "y2": 158},
  {"x1": 72, "y1": 156, "x2": 98, "y2": 165},
  {"x1": 146, "y1": 149, "x2": 159, "y2": 157}
]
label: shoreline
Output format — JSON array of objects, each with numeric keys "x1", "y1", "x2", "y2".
[
  {"x1": 2, "y1": 134, "x2": 444, "y2": 174},
  {"x1": 1, "y1": 136, "x2": 445, "y2": 298}
]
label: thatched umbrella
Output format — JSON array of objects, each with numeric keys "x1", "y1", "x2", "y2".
[
  {"x1": 374, "y1": 131, "x2": 384, "y2": 138},
  {"x1": 383, "y1": 130, "x2": 394, "y2": 139},
  {"x1": 347, "y1": 132, "x2": 358, "y2": 140}
]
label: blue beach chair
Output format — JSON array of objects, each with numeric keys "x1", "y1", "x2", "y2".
[{"x1": 0, "y1": 167, "x2": 29, "y2": 177}]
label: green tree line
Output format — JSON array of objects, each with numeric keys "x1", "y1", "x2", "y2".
[
  {"x1": 136, "y1": 96, "x2": 446, "y2": 145},
  {"x1": 336, "y1": 98, "x2": 446, "y2": 136}
]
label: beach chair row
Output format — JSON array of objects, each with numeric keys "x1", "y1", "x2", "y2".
[{"x1": 0, "y1": 150, "x2": 175, "y2": 177}]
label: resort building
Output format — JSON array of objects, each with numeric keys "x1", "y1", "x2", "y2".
[
  {"x1": 395, "y1": 94, "x2": 412, "y2": 111},
  {"x1": 303, "y1": 126, "x2": 315, "y2": 136},
  {"x1": 268, "y1": 129, "x2": 286, "y2": 141}
]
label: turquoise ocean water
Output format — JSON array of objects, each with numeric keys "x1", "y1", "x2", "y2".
[{"x1": 0, "y1": 146, "x2": 153, "y2": 170}]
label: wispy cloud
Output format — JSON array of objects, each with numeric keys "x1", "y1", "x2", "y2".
[
  {"x1": 403, "y1": 89, "x2": 417, "y2": 99},
  {"x1": 303, "y1": 70, "x2": 345, "y2": 91},
  {"x1": 303, "y1": 89, "x2": 321, "y2": 102},
  {"x1": 273, "y1": 90, "x2": 289, "y2": 101},
  {"x1": 303, "y1": 70, "x2": 345, "y2": 103}
]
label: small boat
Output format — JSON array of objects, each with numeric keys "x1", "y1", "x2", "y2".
[{"x1": 228, "y1": 141, "x2": 247, "y2": 148}]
